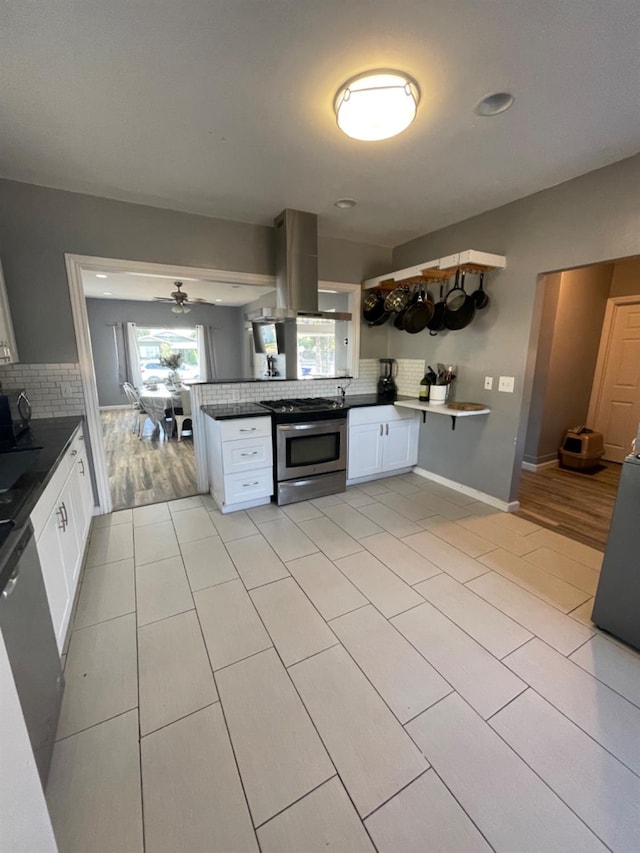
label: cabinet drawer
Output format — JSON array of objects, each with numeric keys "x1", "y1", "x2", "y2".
[
  {"x1": 222, "y1": 436, "x2": 272, "y2": 473},
  {"x1": 223, "y1": 468, "x2": 273, "y2": 505},
  {"x1": 348, "y1": 405, "x2": 411, "y2": 426},
  {"x1": 219, "y1": 416, "x2": 272, "y2": 442}
]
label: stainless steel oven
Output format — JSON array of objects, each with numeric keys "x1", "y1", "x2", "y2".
[{"x1": 259, "y1": 398, "x2": 348, "y2": 505}]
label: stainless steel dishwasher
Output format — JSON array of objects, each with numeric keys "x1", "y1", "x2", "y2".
[{"x1": 0, "y1": 520, "x2": 64, "y2": 785}]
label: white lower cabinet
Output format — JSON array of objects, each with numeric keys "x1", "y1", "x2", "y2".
[
  {"x1": 31, "y1": 426, "x2": 95, "y2": 653},
  {"x1": 347, "y1": 405, "x2": 419, "y2": 483},
  {"x1": 205, "y1": 414, "x2": 273, "y2": 513}
]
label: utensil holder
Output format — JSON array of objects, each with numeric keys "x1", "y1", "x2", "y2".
[{"x1": 430, "y1": 384, "x2": 449, "y2": 405}]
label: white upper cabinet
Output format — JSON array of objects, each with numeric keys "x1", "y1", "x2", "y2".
[{"x1": 0, "y1": 259, "x2": 18, "y2": 364}]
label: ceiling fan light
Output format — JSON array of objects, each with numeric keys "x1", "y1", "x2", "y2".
[
  {"x1": 182, "y1": 305, "x2": 191, "y2": 314},
  {"x1": 171, "y1": 304, "x2": 183, "y2": 314},
  {"x1": 334, "y1": 71, "x2": 420, "y2": 141}
]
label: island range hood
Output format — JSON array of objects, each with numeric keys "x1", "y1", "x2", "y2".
[{"x1": 248, "y1": 209, "x2": 351, "y2": 323}]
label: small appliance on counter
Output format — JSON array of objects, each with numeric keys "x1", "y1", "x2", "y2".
[
  {"x1": 0, "y1": 388, "x2": 32, "y2": 448},
  {"x1": 377, "y1": 358, "x2": 398, "y2": 401}
]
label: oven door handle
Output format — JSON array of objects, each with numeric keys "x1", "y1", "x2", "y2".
[{"x1": 277, "y1": 420, "x2": 346, "y2": 434}]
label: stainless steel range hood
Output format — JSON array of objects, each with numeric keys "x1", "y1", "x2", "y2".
[{"x1": 247, "y1": 209, "x2": 351, "y2": 323}]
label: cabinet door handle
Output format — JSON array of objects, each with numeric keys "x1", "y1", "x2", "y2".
[
  {"x1": 240, "y1": 451, "x2": 258, "y2": 456},
  {"x1": 79, "y1": 459, "x2": 85, "y2": 475},
  {"x1": 242, "y1": 481, "x2": 260, "y2": 487},
  {"x1": 379, "y1": 424, "x2": 383, "y2": 436},
  {"x1": 386, "y1": 423, "x2": 389, "y2": 436},
  {"x1": 239, "y1": 427, "x2": 257, "y2": 432},
  {"x1": 56, "y1": 506, "x2": 66, "y2": 531},
  {"x1": 70, "y1": 449, "x2": 78, "y2": 456},
  {"x1": 2, "y1": 565, "x2": 21, "y2": 598},
  {"x1": 61, "y1": 501, "x2": 68, "y2": 526}
]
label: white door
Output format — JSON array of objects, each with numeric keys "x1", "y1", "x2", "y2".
[
  {"x1": 348, "y1": 422, "x2": 384, "y2": 479},
  {"x1": 590, "y1": 300, "x2": 640, "y2": 462},
  {"x1": 383, "y1": 417, "x2": 419, "y2": 471}
]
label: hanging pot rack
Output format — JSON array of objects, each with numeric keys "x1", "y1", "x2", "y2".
[{"x1": 362, "y1": 250, "x2": 506, "y2": 291}]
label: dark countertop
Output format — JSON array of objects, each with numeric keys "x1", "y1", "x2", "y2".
[
  {"x1": 0, "y1": 416, "x2": 83, "y2": 531},
  {"x1": 201, "y1": 394, "x2": 414, "y2": 421}
]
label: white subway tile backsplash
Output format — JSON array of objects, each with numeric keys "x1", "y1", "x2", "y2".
[{"x1": 0, "y1": 363, "x2": 85, "y2": 418}]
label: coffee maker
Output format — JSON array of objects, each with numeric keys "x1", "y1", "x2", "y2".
[{"x1": 377, "y1": 358, "x2": 398, "y2": 401}]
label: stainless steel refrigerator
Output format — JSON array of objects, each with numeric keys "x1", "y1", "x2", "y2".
[{"x1": 592, "y1": 453, "x2": 640, "y2": 651}]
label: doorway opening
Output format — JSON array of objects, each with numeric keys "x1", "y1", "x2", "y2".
[
  {"x1": 518, "y1": 254, "x2": 640, "y2": 549},
  {"x1": 65, "y1": 255, "x2": 275, "y2": 514}
]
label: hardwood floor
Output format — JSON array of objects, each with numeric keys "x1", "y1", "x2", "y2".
[
  {"x1": 517, "y1": 460, "x2": 621, "y2": 552},
  {"x1": 101, "y1": 408, "x2": 197, "y2": 511}
]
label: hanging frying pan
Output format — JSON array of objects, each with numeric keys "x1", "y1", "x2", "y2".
[
  {"x1": 403, "y1": 286, "x2": 434, "y2": 334},
  {"x1": 444, "y1": 270, "x2": 476, "y2": 330},
  {"x1": 471, "y1": 272, "x2": 490, "y2": 309},
  {"x1": 427, "y1": 284, "x2": 447, "y2": 335}
]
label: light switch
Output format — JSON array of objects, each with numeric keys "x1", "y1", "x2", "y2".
[
  {"x1": 498, "y1": 376, "x2": 515, "y2": 393},
  {"x1": 484, "y1": 376, "x2": 493, "y2": 390}
]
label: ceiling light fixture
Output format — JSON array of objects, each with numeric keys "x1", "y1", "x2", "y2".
[
  {"x1": 103, "y1": 291, "x2": 112, "y2": 295},
  {"x1": 171, "y1": 303, "x2": 191, "y2": 314},
  {"x1": 474, "y1": 92, "x2": 515, "y2": 116},
  {"x1": 96, "y1": 273, "x2": 107, "y2": 279},
  {"x1": 334, "y1": 70, "x2": 420, "y2": 141},
  {"x1": 335, "y1": 198, "x2": 356, "y2": 209}
]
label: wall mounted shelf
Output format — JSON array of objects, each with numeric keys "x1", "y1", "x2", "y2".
[
  {"x1": 394, "y1": 399, "x2": 490, "y2": 430},
  {"x1": 363, "y1": 249, "x2": 506, "y2": 290}
]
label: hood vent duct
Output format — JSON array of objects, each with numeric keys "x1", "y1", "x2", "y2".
[{"x1": 247, "y1": 209, "x2": 351, "y2": 322}]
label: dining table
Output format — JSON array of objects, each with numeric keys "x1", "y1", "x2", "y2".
[{"x1": 138, "y1": 383, "x2": 182, "y2": 437}]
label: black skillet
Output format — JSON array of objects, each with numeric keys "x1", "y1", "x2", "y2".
[
  {"x1": 471, "y1": 272, "x2": 490, "y2": 309},
  {"x1": 427, "y1": 284, "x2": 447, "y2": 335},
  {"x1": 444, "y1": 270, "x2": 476, "y2": 330},
  {"x1": 403, "y1": 286, "x2": 434, "y2": 334}
]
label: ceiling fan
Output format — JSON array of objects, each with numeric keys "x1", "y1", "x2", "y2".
[{"x1": 153, "y1": 281, "x2": 208, "y2": 314}]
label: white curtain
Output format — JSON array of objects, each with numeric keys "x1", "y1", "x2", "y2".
[
  {"x1": 125, "y1": 322, "x2": 143, "y2": 387},
  {"x1": 196, "y1": 324, "x2": 216, "y2": 381}
]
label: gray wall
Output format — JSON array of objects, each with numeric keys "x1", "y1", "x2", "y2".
[
  {"x1": 86, "y1": 298, "x2": 244, "y2": 406},
  {"x1": 389, "y1": 151, "x2": 640, "y2": 502},
  {"x1": 524, "y1": 265, "x2": 613, "y2": 463},
  {"x1": 0, "y1": 179, "x2": 392, "y2": 363}
]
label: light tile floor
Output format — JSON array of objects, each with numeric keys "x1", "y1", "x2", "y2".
[{"x1": 47, "y1": 475, "x2": 640, "y2": 852}]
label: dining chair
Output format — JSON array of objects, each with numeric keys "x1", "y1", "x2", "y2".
[
  {"x1": 173, "y1": 388, "x2": 193, "y2": 441},
  {"x1": 123, "y1": 382, "x2": 151, "y2": 438}
]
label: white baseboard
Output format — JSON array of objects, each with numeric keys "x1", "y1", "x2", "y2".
[
  {"x1": 412, "y1": 466, "x2": 519, "y2": 513},
  {"x1": 521, "y1": 459, "x2": 558, "y2": 472},
  {"x1": 346, "y1": 467, "x2": 414, "y2": 487},
  {"x1": 99, "y1": 405, "x2": 130, "y2": 411}
]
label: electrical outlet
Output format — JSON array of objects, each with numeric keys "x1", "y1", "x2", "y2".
[
  {"x1": 498, "y1": 376, "x2": 515, "y2": 393},
  {"x1": 60, "y1": 381, "x2": 73, "y2": 396},
  {"x1": 230, "y1": 389, "x2": 240, "y2": 403},
  {"x1": 484, "y1": 376, "x2": 493, "y2": 390}
]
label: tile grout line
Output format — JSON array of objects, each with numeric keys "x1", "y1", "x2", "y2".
[
  {"x1": 500, "y1": 642, "x2": 640, "y2": 782},
  {"x1": 54, "y1": 704, "x2": 139, "y2": 745},
  {"x1": 191, "y1": 588, "x2": 263, "y2": 851},
  {"x1": 132, "y1": 542, "x2": 147, "y2": 853}
]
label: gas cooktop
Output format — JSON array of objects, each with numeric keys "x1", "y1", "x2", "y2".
[{"x1": 259, "y1": 397, "x2": 345, "y2": 414}]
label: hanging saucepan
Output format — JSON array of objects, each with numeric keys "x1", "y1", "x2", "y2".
[
  {"x1": 427, "y1": 284, "x2": 447, "y2": 335},
  {"x1": 394, "y1": 287, "x2": 417, "y2": 329},
  {"x1": 444, "y1": 270, "x2": 476, "y2": 331},
  {"x1": 363, "y1": 290, "x2": 390, "y2": 325},
  {"x1": 470, "y1": 271, "x2": 490, "y2": 310},
  {"x1": 403, "y1": 286, "x2": 434, "y2": 334},
  {"x1": 384, "y1": 285, "x2": 411, "y2": 315}
]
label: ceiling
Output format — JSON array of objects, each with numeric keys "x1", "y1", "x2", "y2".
[
  {"x1": 2, "y1": 1, "x2": 639, "y2": 247},
  {"x1": 81, "y1": 270, "x2": 274, "y2": 306}
]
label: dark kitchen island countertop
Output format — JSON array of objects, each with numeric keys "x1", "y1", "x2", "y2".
[
  {"x1": 0, "y1": 416, "x2": 84, "y2": 528},
  {"x1": 201, "y1": 394, "x2": 414, "y2": 420}
]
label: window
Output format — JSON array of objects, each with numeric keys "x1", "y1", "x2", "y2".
[{"x1": 135, "y1": 328, "x2": 201, "y2": 381}]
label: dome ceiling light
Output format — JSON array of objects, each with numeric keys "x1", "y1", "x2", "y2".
[
  {"x1": 334, "y1": 70, "x2": 420, "y2": 141},
  {"x1": 335, "y1": 198, "x2": 357, "y2": 208},
  {"x1": 474, "y1": 92, "x2": 515, "y2": 116}
]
